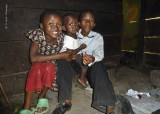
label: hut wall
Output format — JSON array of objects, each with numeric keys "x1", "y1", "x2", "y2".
[{"x1": 0, "y1": 0, "x2": 122, "y2": 95}]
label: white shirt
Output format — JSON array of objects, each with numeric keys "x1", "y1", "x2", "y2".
[{"x1": 60, "y1": 35, "x2": 81, "y2": 52}]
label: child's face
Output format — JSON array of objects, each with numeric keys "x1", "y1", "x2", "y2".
[
  {"x1": 63, "y1": 17, "x2": 79, "y2": 37},
  {"x1": 79, "y1": 12, "x2": 95, "y2": 35},
  {"x1": 40, "y1": 14, "x2": 62, "y2": 39}
]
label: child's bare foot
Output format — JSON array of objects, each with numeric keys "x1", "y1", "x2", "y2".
[
  {"x1": 77, "y1": 78, "x2": 88, "y2": 87},
  {"x1": 35, "y1": 107, "x2": 48, "y2": 113},
  {"x1": 106, "y1": 106, "x2": 114, "y2": 114}
]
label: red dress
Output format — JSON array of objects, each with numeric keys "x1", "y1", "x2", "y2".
[{"x1": 25, "y1": 29, "x2": 64, "y2": 92}]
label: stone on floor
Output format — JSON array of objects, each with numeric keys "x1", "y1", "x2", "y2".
[{"x1": 125, "y1": 95, "x2": 160, "y2": 114}]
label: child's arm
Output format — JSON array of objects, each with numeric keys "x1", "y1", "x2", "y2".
[
  {"x1": 67, "y1": 43, "x2": 87, "y2": 56},
  {"x1": 30, "y1": 42, "x2": 73, "y2": 63}
]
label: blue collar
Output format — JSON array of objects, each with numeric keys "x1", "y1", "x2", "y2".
[{"x1": 77, "y1": 29, "x2": 95, "y2": 39}]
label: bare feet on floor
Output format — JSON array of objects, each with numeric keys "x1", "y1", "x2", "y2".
[
  {"x1": 77, "y1": 78, "x2": 88, "y2": 87},
  {"x1": 106, "y1": 106, "x2": 115, "y2": 114}
]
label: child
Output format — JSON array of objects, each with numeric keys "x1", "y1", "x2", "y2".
[
  {"x1": 60, "y1": 13, "x2": 88, "y2": 87},
  {"x1": 77, "y1": 10, "x2": 115, "y2": 114},
  {"x1": 20, "y1": 10, "x2": 73, "y2": 114}
]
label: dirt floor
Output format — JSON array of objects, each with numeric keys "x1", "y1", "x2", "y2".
[{"x1": 1, "y1": 65, "x2": 160, "y2": 114}]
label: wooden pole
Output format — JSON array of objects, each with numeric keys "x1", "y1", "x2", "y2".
[
  {"x1": 0, "y1": 82, "x2": 12, "y2": 110},
  {"x1": 136, "y1": 0, "x2": 146, "y2": 67}
]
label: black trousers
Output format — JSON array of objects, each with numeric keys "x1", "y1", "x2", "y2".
[{"x1": 56, "y1": 60, "x2": 115, "y2": 107}]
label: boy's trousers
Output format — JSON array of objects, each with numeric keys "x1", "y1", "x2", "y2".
[{"x1": 56, "y1": 59, "x2": 115, "y2": 107}]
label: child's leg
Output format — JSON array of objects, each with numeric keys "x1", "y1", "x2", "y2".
[
  {"x1": 35, "y1": 62, "x2": 56, "y2": 113},
  {"x1": 26, "y1": 62, "x2": 44, "y2": 92},
  {"x1": 75, "y1": 54, "x2": 88, "y2": 87},
  {"x1": 52, "y1": 60, "x2": 73, "y2": 114},
  {"x1": 35, "y1": 87, "x2": 49, "y2": 113},
  {"x1": 41, "y1": 62, "x2": 56, "y2": 92},
  {"x1": 24, "y1": 62, "x2": 44, "y2": 110},
  {"x1": 88, "y1": 62, "x2": 115, "y2": 113},
  {"x1": 39, "y1": 87, "x2": 49, "y2": 99},
  {"x1": 24, "y1": 91, "x2": 35, "y2": 110},
  {"x1": 78, "y1": 68, "x2": 88, "y2": 87}
]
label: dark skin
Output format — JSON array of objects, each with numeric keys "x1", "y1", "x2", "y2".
[
  {"x1": 79, "y1": 12, "x2": 114, "y2": 114},
  {"x1": 63, "y1": 15, "x2": 88, "y2": 87},
  {"x1": 30, "y1": 14, "x2": 75, "y2": 63},
  {"x1": 30, "y1": 42, "x2": 74, "y2": 63},
  {"x1": 56, "y1": 15, "x2": 87, "y2": 106},
  {"x1": 63, "y1": 16, "x2": 79, "y2": 39},
  {"x1": 79, "y1": 12, "x2": 96, "y2": 65},
  {"x1": 24, "y1": 14, "x2": 76, "y2": 113},
  {"x1": 63, "y1": 15, "x2": 86, "y2": 56}
]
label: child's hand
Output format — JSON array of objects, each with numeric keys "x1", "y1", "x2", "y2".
[
  {"x1": 82, "y1": 52, "x2": 95, "y2": 65},
  {"x1": 80, "y1": 44, "x2": 87, "y2": 49},
  {"x1": 66, "y1": 49, "x2": 77, "y2": 60},
  {"x1": 66, "y1": 49, "x2": 72, "y2": 54},
  {"x1": 71, "y1": 54, "x2": 77, "y2": 60},
  {"x1": 60, "y1": 51, "x2": 73, "y2": 61}
]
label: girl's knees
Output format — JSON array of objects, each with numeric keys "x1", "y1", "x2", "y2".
[
  {"x1": 30, "y1": 62, "x2": 55, "y2": 74},
  {"x1": 45, "y1": 62, "x2": 56, "y2": 72}
]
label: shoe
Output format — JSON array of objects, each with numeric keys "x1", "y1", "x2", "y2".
[
  {"x1": 34, "y1": 98, "x2": 49, "y2": 114},
  {"x1": 20, "y1": 109, "x2": 35, "y2": 114},
  {"x1": 52, "y1": 102, "x2": 72, "y2": 114}
]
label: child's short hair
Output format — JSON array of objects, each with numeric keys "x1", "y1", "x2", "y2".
[
  {"x1": 62, "y1": 13, "x2": 77, "y2": 25},
  {"x1": 40, "y1": 9, "x2": 61, "y2": 23},
  {"x1": 79, "y1": 9, "x2": 96, "y2": 22}
]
